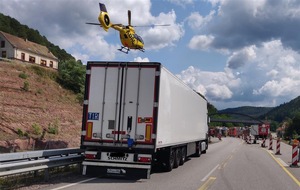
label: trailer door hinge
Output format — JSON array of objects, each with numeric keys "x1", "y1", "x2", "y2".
[
  {"x1": 155, "y1": 71, "x2": 160, "y2": 76},
  {"x1": 86, "y1": 70, "x2": 91, "y2": 75},
  {"x1": 153, "y1": 102, "x2": 158, "y2": 107},
  {"x1": 84, "y1": 100, "x2": 89, "y2": 105}
]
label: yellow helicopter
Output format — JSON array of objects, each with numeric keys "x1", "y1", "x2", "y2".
[{"x1": 86, "y1": 3, "x2": 169, "y2": 54}]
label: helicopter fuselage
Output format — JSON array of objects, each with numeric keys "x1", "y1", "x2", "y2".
[{"x1": 112, "y1": 25, "x2": 144, "y2": 50}]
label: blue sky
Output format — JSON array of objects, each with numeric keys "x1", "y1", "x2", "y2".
[{"x1": 1, "y1": 0, "x2": 300, "y2": 110}]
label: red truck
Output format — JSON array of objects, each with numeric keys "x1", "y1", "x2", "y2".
[{"x1": 250, "y1": 123, "x2": 270, "y2": 139}]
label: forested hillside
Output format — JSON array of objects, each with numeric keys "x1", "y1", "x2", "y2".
[
  {"x1": 219, "y1": 106, "x2": 273, "y2": 119},
  {"x1": 261, "y1": 96, "x2": 300, "y2": 122},
  {"x1": 0, "y1": 13, "x2": 73, "y2": 61}
]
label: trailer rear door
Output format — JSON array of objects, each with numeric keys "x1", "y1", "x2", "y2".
[{"x1": 83, "y1": 62, "x2": 159, "y2": 147}]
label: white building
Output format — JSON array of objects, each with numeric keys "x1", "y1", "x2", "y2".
[{"x1": 0, "y1": 31, "x2": 58, "y2": 69}]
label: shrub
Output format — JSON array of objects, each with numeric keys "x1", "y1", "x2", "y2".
[
  {"x1": 36, "y1": 89, "x2": 43, "y2": 94},
  {"x1": 32, "y1": 123, "x2": 41, "y2": 135},
  {"x1": 17, "y1": 129, "x2": 24, "y2": 137},
  {"x1": 48, "y1": 125, "x2": 59, "y2": 135},
  {"x1": 24, "y1": 132, "x2": 29, "y2": 137},
  {"x1": 48, "y1": 119, "x2": 60, "y2": 135},
  {"x1": 22, "y1": 81, "x2": 30, "y2": 91},
  {"x1": 18, "y1": 72, "x2": 28, "y2": 79},
  {"x1": 76, "y1": 93, "x2": 84, "y2": 104},
  {"x1": 30, "y1": 65, "x2": 58, "y2": 80},
  {"x1": 31, "y1": 65, "x2": 46, "y2": 77},
  {"x1": 57, "y1": 60, "x2": 85, "y2": 94}
]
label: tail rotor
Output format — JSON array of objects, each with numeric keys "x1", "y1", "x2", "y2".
[{"x1": 98, "y1": 3, "x2": 111, "y2": 31}]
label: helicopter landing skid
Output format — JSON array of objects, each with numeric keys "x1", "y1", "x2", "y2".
[
  {"x1": 118, "y1": 46, "x2": 130, "y2": 54},
  {"x1": 118, "y1": 46, "x2": 145, "y2": 54}
]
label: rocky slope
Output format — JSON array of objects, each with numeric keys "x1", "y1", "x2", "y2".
[{"x1": 0, "y1": 60, "x2": 82, "y2": 152}]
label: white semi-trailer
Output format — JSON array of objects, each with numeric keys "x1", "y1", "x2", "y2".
[{"x1": 80, "y1": 62, "x2": 209, "y2": 178}]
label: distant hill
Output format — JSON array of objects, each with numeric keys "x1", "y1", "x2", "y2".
[
  {"x1": 219, "y1": 106, "x2": 273, "y2": 119},
  {"x1": 218, "y1": 96, "x2": 300, "y2": 123},
  {"x1": 0, "y1": 13, "x2": 74, "y2": 61},
  {"x1": 260, "y1": 96, "x2": 300, "y2": 122}
]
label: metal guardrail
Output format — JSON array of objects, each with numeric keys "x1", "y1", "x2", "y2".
[{"x1": 0, "y1": 148, "x2": 84, "y2": 177}]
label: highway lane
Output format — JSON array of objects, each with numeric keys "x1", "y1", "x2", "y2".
[
  {"x1": 209, "y1": 139, "x2": 299, "y2": 190},
  {"x1": 39, "y1": 137, "x2": 300, "y2": 190}
]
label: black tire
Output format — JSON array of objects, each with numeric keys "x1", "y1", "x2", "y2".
[
  {"x1": 194, "y1": 142, "x2": 201, "y2": 157},
  {"x1": 179, "y1": 147, "x2": 186, "y2": 166},
  {"x1": 174, "y1": 148, "x2": 181, "y2": 168},
  {"x1": 164, "y1": 149, "x2": 175, "y2": 172},
  {"x1": 201, "y1": 142, "x2": 207, "y2": 154}
]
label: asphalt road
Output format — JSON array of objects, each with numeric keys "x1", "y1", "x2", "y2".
[{"x1": 38, "y1": 137, "x2": 300, "y2": 190}]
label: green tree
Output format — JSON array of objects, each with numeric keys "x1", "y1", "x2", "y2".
[
  {"x1": 284, "y1": 112, "x2": 300, "y2": 139},
  {"x1": 270, "y1": 121, "x2": 279, "y2": 132},
  {"x1": 57, "y1": 60, "x2": 85, "y2": 94},
  {"x1": 207, "y1": 102, "x2": 218, "y2": 115}
]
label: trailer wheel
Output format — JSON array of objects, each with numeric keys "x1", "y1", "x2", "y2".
[
  {"x1": 173, "y1": 148, "x2": 181, "y2": 168},
  {"x1": 201, "y1": 142, "x2": 207, "y2": 154},
  {"x1": 194, "y1": 142, "x2": 201, "y2": 157},
  {"x1": 165, "y1": 149, "x2": 175, "y2": 172},
  {"x1": 179, "y1": 147, "x2": 186, "y2": 166}
]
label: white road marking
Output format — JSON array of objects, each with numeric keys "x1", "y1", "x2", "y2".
[
  {"x1": 201, "y1": 164, "x2": 219, "y2": 182},
  {"x1": 277, "y1": 158, "x2": 289, "y2": 167},
  {"x1": 50, "y1": 177, "x2": 97, "y2": 190}
]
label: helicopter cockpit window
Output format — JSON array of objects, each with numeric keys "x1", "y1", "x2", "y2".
[{"x1": 134, "y1": 34, "x2": 144, "y2": 43}]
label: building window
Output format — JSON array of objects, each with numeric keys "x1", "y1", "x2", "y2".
[
  {"x1": 50, "y1": 61, "x2": 53, "y2": 68},
  {"x1": 29, "y1": 56, "x2": 35, "y2": 63},
  {"x1": 21, "y1": 53, "x2": 25, "y2": 60},
  {"x1": 1, "y1": 41, "x2": 5, "y2": 48},
  {"x1": 1, "y1": 51, "x2": 6, "y2": 58},
  {"x1": 41, "y1": 59, "x2": 47, "y2": 66}
]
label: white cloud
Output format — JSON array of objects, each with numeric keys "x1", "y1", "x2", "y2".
[
  {"x1": 234, "y1": 40, "x2": 300, "y2": 100},
  {"x1": 177, "y1": 66, "x2": 240, "y2": 101},
  {"x1": 188, "y1": 35, "x2": 214, "y2": 50},
  {"x1": 226, "y1": 45, "x2": 256, "y2": 69},
  {"x1": 167, "y1": 0, "x2": 194, "y2": 7},
  {"x1": 142, "y1": 10, "x2": 184, "y2": 49},
  {"x1": 253, "y1": 78, "x2": 300, "y2": 98},
  {"x1": 187, "y1": 11, "x2": 215, "y2": 30},
  {"x1": 179, "y1": 39, "x2": 300, "y2": 109},
  {"x1": 133, "y1": 57, "x2": 150, "y2": 62},
  {"x1": 203, "y1": 0, "x2": 300, "y2": 52},
  {"x1": 206, "y1": 84, "x2": 233, "y2": 100}
]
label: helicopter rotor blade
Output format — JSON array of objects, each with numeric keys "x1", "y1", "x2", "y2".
[
  {"x1": 128, "y1": 10, "x2": 131, "y2": 26},
  {"x1": 133, "y1": 24, "x2": 171, "y2": 27},
  {"x1": 86, "y1": 22, "x2": 102, "y2": 26}
]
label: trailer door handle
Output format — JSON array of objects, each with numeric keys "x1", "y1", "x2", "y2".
[{"x1": 127, "y1": 116, "x2": 132, "y2": 133}]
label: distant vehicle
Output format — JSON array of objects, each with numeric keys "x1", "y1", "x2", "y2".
[
  {"x1": 228, "y1": 127, "x2": 238, "y2": 137},
  {"x1": 250, "y1": 123, "x2": 270, "y2": 139},
  {"x1": 80, "y1": 61, "x2": 209, "y2": 178},
  {"x1": 86, "y1": 3, "x2": 169, "y2": 53}
]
